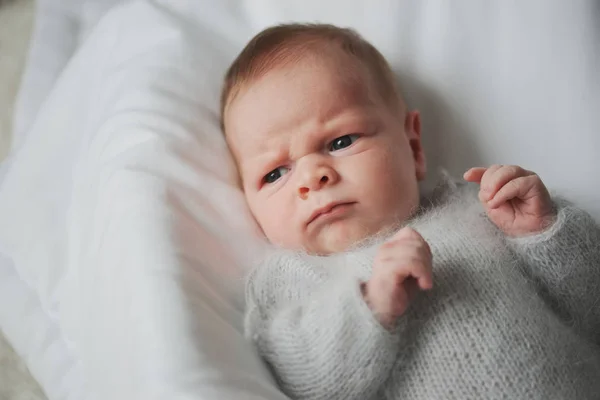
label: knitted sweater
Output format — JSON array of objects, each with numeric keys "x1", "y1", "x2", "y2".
[{"x1": 244, "y1": 183, "x2": 600, "y2": 400}]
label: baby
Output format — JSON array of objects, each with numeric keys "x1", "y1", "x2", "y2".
[{"x1": 221, "y1": 24, "x2": 600, "y2": 399}]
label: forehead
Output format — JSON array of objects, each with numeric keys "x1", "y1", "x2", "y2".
[{"x1": 225, "y1": 56, "x2": 379, "y2": 153}]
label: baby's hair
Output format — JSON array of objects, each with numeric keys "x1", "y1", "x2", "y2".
[{"x1": 220, "y1": 23, "x2": 404, "y2": 133}]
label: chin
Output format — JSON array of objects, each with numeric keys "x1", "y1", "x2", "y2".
[
  {"x1": 314, "y1": 226, "x2": 373, "y2": 255},
  {"x1": 319, "y1": 218, "x2": 402, "y2": 254}
]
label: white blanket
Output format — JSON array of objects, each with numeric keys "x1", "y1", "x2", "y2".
[{"x1": 2, "y1": 2, "x2": 280, "y2": 399}]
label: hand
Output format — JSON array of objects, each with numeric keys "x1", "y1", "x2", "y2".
[
  {"x1": 464, "y1": 165, "x2": 556, "y2": 237},
  {"x1": 363, "y1": 227, "x2": 433, "y2": 329}
]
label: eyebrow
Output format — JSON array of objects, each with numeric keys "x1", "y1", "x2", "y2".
[
  {"x1": 239, "y1": 147, "x2": 284, "y2": 187},
  {"x1": 239, "y1": 106, "x2": 378, "y2": 179}
]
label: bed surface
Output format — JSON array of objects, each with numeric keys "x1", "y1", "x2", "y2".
[
  {"x1": 0, "y1": 0, "x2": 33, "y2": 160},
  {"x1": 0, "y1": 1, "x2": 45, "y2": 399}
]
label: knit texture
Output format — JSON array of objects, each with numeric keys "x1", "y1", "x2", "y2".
[{"x1": 244, "y1": 182, "x2": 600, "y2": 400}]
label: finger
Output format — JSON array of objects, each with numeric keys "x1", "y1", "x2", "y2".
[
  {"x1": 383, "y1": 260, "x2": 432, "y2": 291},
  {"x1": 477, "y1": 164, "x2": 504, "y2": 200},
  {"x1": 391, "y1": 228, "x2": 430, "y2": 251},
  {"x1": 417, "y1": 273, "x2": 433, "y2": 290},
  {"x1": 480, "y1": 165, "x2": 531, "y2": 202},
  {"x1": 392, "y1": 226, "x2": 422, "y2": 241},
  {"x1": 415, "y1": 260, "x2": 433, "y2": 290},
  {"x1": 403, "y1": 260, "x2": 433, "y2": 290},
  {"x1": 378, "y1": 255, "x2": 429, "y2": 279},
  {"x1": 487, "y1": 175, "x2": 537, "y2": 209},
  {"x1": 380, "y1": 238, "x2": 432, "y2": 263},
  {"x1": 403, "y1": 277, "x2": 420, "y2": 298},
  {"x1": 463, "y1": 167, "x2": 487, "y2": 182},
  {"x1": 421, "y1": 237, "x2": 433, "y2": 260},
  {"x1": 391, "y1": 285, "x2": 411, "y2": 316}
]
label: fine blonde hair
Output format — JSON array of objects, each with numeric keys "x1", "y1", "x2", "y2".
[{"x1": 220, "y1": 23, "x2": 404, "y2": 133}]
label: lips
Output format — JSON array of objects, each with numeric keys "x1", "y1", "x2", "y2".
[{"x1": 307, "y1": 202, "x2": 355, "y2": 226}]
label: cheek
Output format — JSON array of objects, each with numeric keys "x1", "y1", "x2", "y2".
[
  {"x1": 344, "y1": 146, "x2": 418, "y2": 209},
  {"x1": 248, "y1": 192, "x2": 296, "y2": 243},
  {"x1": 349, "y1": 146, "x2": 414, "y2": 186}
]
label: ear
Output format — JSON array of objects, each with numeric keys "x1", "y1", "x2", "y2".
[{"x1": 405, "y1": 110, "x2": 427, "y2": 181}]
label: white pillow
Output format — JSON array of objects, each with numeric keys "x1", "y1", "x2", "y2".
[
  {"x1": 1, "y1": 1, "x2": 286, "y2": 399},
  {"x1": 12, "y1": 0, "x2": 124, "y2": 150}
]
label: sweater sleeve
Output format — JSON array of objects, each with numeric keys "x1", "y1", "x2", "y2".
[
  {"x1": 507, "y1": 199, "x2": 600, "y2": 344},
  {"x1": 244, "y1": 255, "x2": 401, "y2": 400}
]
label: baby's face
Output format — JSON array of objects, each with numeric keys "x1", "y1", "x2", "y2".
[{"x1": 225, "y1": 58, "x2": 426, "y2": 254}]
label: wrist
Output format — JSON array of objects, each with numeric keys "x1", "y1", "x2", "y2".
[
  {"x1": 530, "y1": 201, "x2": 559, "y2": 235},
  {"x1": 510, "y1": 210, "x2": 558, "y2": 238},
  {"x1": 507, "y1": 204, "x2": 566, "y2": 246}
]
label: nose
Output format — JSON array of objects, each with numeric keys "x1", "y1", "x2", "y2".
[{"x1": 297, "y1": 160, "x2": 339, "y2": 200}]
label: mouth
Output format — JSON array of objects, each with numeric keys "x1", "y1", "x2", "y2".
[{"x1": 307, "y1": 202, "x2": 356, "y2": 226}]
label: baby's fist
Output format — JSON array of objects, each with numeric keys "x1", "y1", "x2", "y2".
[
  {"x1": 364, "y1": 227, "x2": 433, "y2": 329},
  {"x1": 464, "y1": 165, "x2": 556, "y2": 237}
]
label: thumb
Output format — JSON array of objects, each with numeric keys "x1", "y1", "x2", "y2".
[{"x1": 403, "y1": 277, "x2": 420, "y2": 298}]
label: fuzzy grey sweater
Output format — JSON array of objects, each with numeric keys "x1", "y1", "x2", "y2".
[{"x1": 244, "y1": 183, "x2": 600, "y2": 400}]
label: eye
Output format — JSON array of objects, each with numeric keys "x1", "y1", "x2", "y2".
[
  {"x1": 263, "y1": 166, "x2": 290, "y2": 184},
  {"x1": 329, "y1": 134, "x2": 360, "y2": 152}
]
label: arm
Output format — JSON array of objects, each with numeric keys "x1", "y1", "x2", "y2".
[
  {"x1": 463, "y1": 165, "x2": 600, "y2": 344},
  {"x1": 507, "y1": 199, "x2": 600, "y2": 344},
  {"x1": 244, "y1": 255, "x2": 401, "y2": 400}
]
